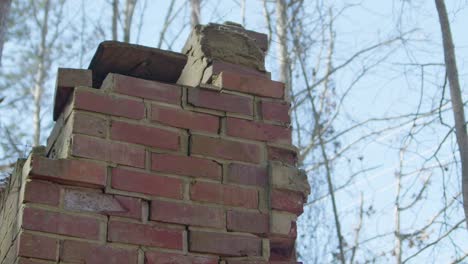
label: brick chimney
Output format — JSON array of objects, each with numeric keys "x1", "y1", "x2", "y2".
[{"x1": 0, "y1": 23, "x2": 309, "y2": 264}]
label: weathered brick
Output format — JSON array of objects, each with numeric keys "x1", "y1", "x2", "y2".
[
  {"x1": 271, "y1": 165, "x2": 309, "y2": 194},
  {"x1": 72, "y1": 134, "x2": 145, "y2": 168},
  {"x1": 145, "y1": 251, "x2": 218, "y2": 264},
  {"x1": 74, "y1": 88, "x2": 144, "y2": 119},
  {"x1": 189, "y1": 230, "x2": 262, "y2": 256},
  {"x1": 151, "y1": 104, "x2": 219, "y2": 133},
  {"x1": 267, "y1": 146, "x2": 297, "y2": 166},
  {"x1": 271, "y1": 211, "x2": 296, "y2": 236},
  {"x1": 258, "y1": 100, "x2": 290, "y2": 124},
  {"x1": 107, "y1": 74, "x2": 181, "y2": 104},
  {"x1": 18, "y1": 258, "x2": 56, "y2": 264},
  {"x1": 226, "y1": 163, "x2": 267, "y2": 187},
  {"x1": 202, "y1": 60, "x2": 269, "y2": 84},
  {"x1": 188, "y1": 88, "x2": 253, "y2": 116},
  {"x1": 225, "y1": 261, "x2": 300, "y2": 264},
  {"x1": 224, "y1": 261, "x2": 267, "y2": 264},
  {"x1": 227, "y1": 210, "x2": 269, "y2": 234},
  {"x1": 24, "y1": 180, "x2": 60, "y2": 206},
  {"x1": 151, "y1": 153, "x2": 221, "y2": 180},
  {"x1": 111, "y1": 195, "x2": 143, "y2": 219},
  {"x1": 269, "y1": 237, "x2": 296, "y2": 261},
  {"x1": 226, "y1": 117, "x2": 291, "y2": 144},
  {"x1": 190, "y1": 181, "x2": 258, "y2": 209},
  {"x1": 53, "y1": 68, "x2": 92, "y2": 121},
  {"x1": 191, "y1": 135, "x2": 262, "y2": 164},
  {"x1": 22, "y1": 207, "x2": 102, "y2": 240},
  {"x1": 111, "y1": 167, "x2": 183, "y2": 199},
  {"x1": 30, "y1": 155, "x2": 106, "y2": 188},
  {"x1": 61, "y1": 240, "x2": 138, "y2": 264},
  {"x1": 108, "y1": 220, "x2": 183, "y2": 249},
  {"x1": 151, "y1": 200, "x2": 225, "y2": 228},
  {"x1": 18, "y1": 233, "x2": 58, "y2": 261},
  {"x1": 271, "y1": 189, "x2": 305, "y2": 215},
  {"x1": 111, "y1": 120, "x2": 180, "y2": 150},
  {"x1": 56, "y1": 68, "x2": 92, "y2": 88},
  {"x1": 63, "y1": 189, "x2": 142, "y2": 219},
  {"x1": 226, "y1": 261, "x2": 301, "y2": 264},
  {"x1": 214, "y1": 71, "x2": 284, "y2": 98},
  {"x1": 72, "y1": 111, "x2": 107, "y2": 138}
]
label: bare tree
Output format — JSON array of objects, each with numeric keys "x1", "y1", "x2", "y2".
[
  {"x1": 123, "y1": 0, "x2": 137, "y2": 42},
  {"x1": 434, "y1": 0, "x2": 468, "y2": 227},
  {"x1": 112, "y1": 0, "x2": 118, "y2": 40},
  {"x1": 261, "y1": 0, "x2": 467, "y2": 262},
  {"x1": 0, "y1": 0, "x2": 12, "y2": 65},
  {"x1": 190, "y1": 0, "x2": 201, "y2": 28},
  {"x1": 275, "y1": 0, "x2": 290, "y2": 102},
  {"x1": 32, "y1": 0, "x2": 51, "y2": 146},
  {"x1": 111, "y1": 0, "x2": 137, "y2": 42},
  {"x1": 240, "y1": 0, "x2": 246, "y2": 27},
  {"x1": 157, "y1": 0, "x2": 177, "y2": 49}
]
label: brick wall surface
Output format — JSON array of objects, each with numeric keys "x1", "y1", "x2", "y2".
[{"x1": 0, "y1": 23, "x2": 309, "y2": 264}]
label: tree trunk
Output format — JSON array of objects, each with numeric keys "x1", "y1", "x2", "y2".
[
  {"x1": 190, "y1": 0, "x2": 200, "y2": 28},
  {"x1": 112, "y1": 0, "x2": 119, "y2": 41},
  {"x1": 394, "y1": 166, "x2": 403, "y2": 264},
  {"x1": 0, "y1": 0, "x2": 12, "y2": 66},
  {"x1": 33, "y1": 0, "x2": 50, "y2": 146},
  {"x1": 276, "y1": 0, "x2": 290, "y2": 102},
  {"x1": 434, "y1": 0, "x2": 468, "y2": 227},
  {"x1": 240, "y1": 0, "x2": 246, "y2": 27},
  {"x1": 123, "y1": 0, "x2": 137, "y2": 42}
]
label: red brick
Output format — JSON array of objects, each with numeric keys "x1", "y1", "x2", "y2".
[
  {"x1": 72, "y1": 111, "x2": 107, "y2": 138},
  {"x1": 111, "y1": 195, "x2": 143, "y2": 219},
  {"x1": 270, "y1": 237, "x2": 296, "y2": 261},
  {"x1": 111, "y1": 120, "x2": 180, "y2": 150},
  {"x1": 111, "y1": 167, "x2": 183, "y2": 199},
  {"x1": 18, "y1": 233, "x2": 58, "y2": 260},
  {"x1": 53, "y1": 68, "x2": 92, "y2": 121},
  {"x1": 227, "y1": 163, "x2": 267, "y2": 187},
  {"x1": 271, "y1": 212, "x2": 297, "y2": 237},
  {"x1": 63, "y1": 189, "x2": 142, "y2": 219},
  {"x1": 190, "y1": 181, "x2": 258, "y2": 209},
  {"x1": 61, "y1": 240, "x2": 138, "y2": 264},
  {"x1": 245, "y1": 30, "x2": 268, "y2": 51},
  {"x1": 18, "y1": 258, "x2": 56, "y2": 264},
  {"x1": 108, "y1": 220, "x2": 183, "y2": 249},
  {"x1": 24, "y1": 180, "x2": 60, "y2": 206},
  {"x1": 191, "y1": 135, "x2": 262, "y2": 164},
  {"x1": 30, "y1": 155, "x2": 106, "y2": 188},
  {"x1": 225, "y1": 261, "x2": 301, "y2": 264},
  {"x1": 74, "y1": 88, "x2": 144, "y2": 119},
  {"x1": 189, "y1": 230, "x2": 262, "y2": 256},
  {"x1": 22, "y1": 207, "x2": 101, "y2": 239},
  {"x1": 151, "y1": 200, "x2": 225, "y2": 228},
  {"x1": 258, "y1": 100, "x2": 290, "y2": 124},
  {"x1": 226, "y1": 117, "x2": 291, "y2": 144},
  {"x1": 71, "y1": 134, "x2": 145, "y2": 168},
  {"x1": 271, "y1": 189, "x2": 305, "y2": 215},
  {"x1": 227, "y1": 210, "x2": 269, "y2": 234},
  {"x1": 109, "y1": 74, "x2": 181, "y2": 104},
  {"x1": 209, "y1": 60, "x2": 269, "y2": 79},
  {"x1": 145, "y1": 251, "x2": 218, "y2": 264},
  {"x1": 224, "y1": 261, "x2": 267, "y2": 264},
  {"x1": 267, "y1": 146, "x2": 297, "y2": 166},
  {"x1": 151, "y1": 153, "x2": 221, "y2": 180},
  {"x1": 215, "y1": 71, "x2": 284, "y2": 98},
  {"x1": 151, "y1": 104, "x2": 219, "y2": 133},
  {"x1": 188, "y1": 88, "x2": 253, "y2": 116}
]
